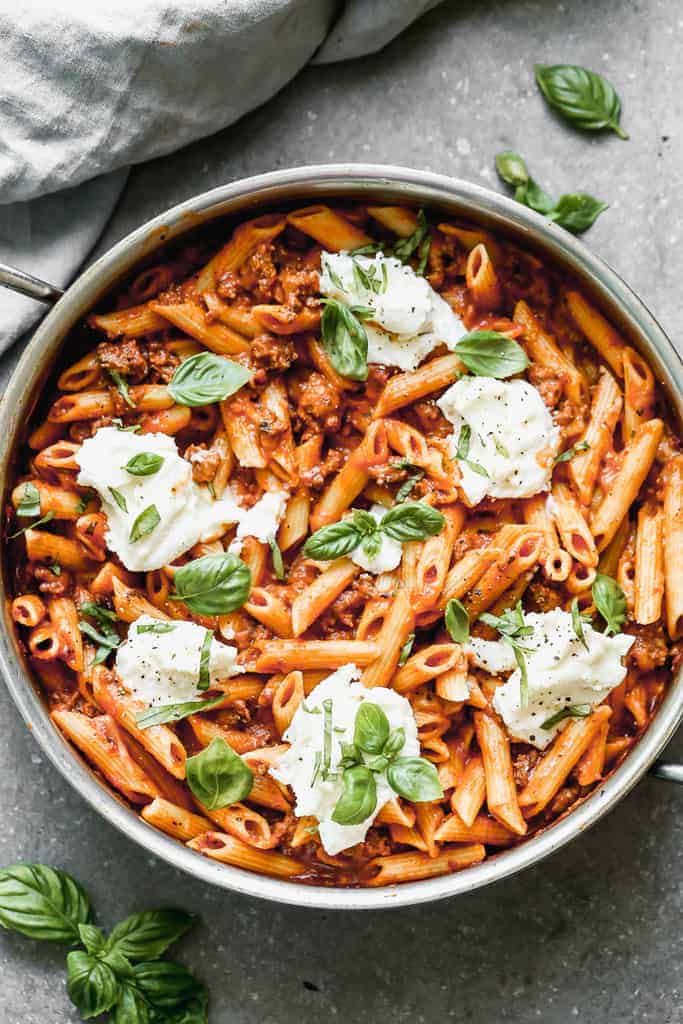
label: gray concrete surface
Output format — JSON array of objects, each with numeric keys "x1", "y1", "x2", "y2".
[{"x1": 1, "y1": 1, "x2": 682, "y2": 1021}]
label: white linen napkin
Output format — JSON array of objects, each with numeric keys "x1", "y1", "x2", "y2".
[{"x1": 0, "y1": 0, "x2": 442, "y2": 349}]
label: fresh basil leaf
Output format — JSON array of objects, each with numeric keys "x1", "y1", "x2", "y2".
[
  {"x1": 303, "y1": 519, "x2": 362, "y2": 561},
  {"x1": 455, "y1": 424, "x2": 491, "y2": 480},
  {"x1": 415, "y1": 232, "x2": 431, "y2": 276},
  {"x1": 123, "y1": 453, "x2": 164, "y2": 477},
  {"x1": 168, "y1": 352, "x2": 251, "y2": 407},
  {"x1": 197, "y1": 630, "x2": 213, "y2": 692},
  {"x1": 571, "y1": 598, "x2": 590, "y2": 651},
  {"x1": 137, "y1": 622, "x2": 176, "y2": 635},
  {"x1": 152, "y1": 988, "x2": 209, "y2": 1024},
  {"x1": 386, "y1": 757, "x2": 443, "y2": 802},
  {"x1": 353, "y1": 702, "x2": 391, "y2": 754},
  {"x1": 393, "y1": 210, "x2": 430, "y2": 270},
  {"x1": 350, "y1": 508, "x2": 379, "y2": 537},
  {"x1": 445, "y1": 598, "x2": 470, "y2": 643},
  {"x1": 9, "y1": 510, "x2": 55, "y2": 539},
  {"x1": 171, "y1": 552, "x2": 251, "y2": 615},
  {"x1": 535, "y1": 63, "x2": 628, "y2": 139},
  {"x1": 133, "y1": 960, "x2": 205, "y2": 1010},
  {"x1": 109, "y1": 486, "x2": 128, "y2": 513},
  {"x1": 398, "y1": 633, "x2": 415, "y2": 666},
  {"x1": 360, "y1": 531, "x2": 382, "y2": 559},
  {"x1": 129, "y1": 505, "x2": 160, "y2": 543},
  {"x1": 186, "y1": 737, "x2": 253, "y2": 810},
  {"x1": 0, "y1": 863, "x2": 90, "y2": 943},
  {"x1": 548, "y1": 193, "x2": 608, "y2": 234},
  {"x1": 365, "y1": 754, "x2": 390, "y2": 773},
  {"x1": 107, "y1": 369, "x2": 136, "y2": 408},
  {"x1": 495, "y1": 151, "x2": 530, "y2": 188},
  {"x1": 351, "y1": 257, "x2": 383, "y2": 295},
  {"x1": 331, "y1": 765, "x2": 377, "y2": 825},
  {"x1": 114, "y1": 984, "x2": 150, "y2": 1024},
  {"x1": 50, "y1": 562, "x2": 62, "y2": 576},
  {"x1": 105, "y1": 909, "x2": 195, "y2": 963},
  {"x1": 136, "y1": 695, "x2": 226, "y2": 729},
  {"x1": 321, "y1": 698, "x2": 334, "y2": 779},
  {"x1": 479, "y1": 602, "x2": 534, "y2": 709},
  {"x1": 592, "y1": 573, "x2": 627, "y2": 635},
  {"x1": 554, "y1": 440, "x2": 590, "y2": 464},
  {"x1": 339, "y1": 742, "x2": 361, "y2": 769},
  {"x1": 66, "y1": 950, "x2": 121, "y2": 1019},
  {"x1": 80, "y1": 601, "x2": 118, "y2": 627},
  {"x1": 267, "y1": 535, "x2": 286, "y2": 581},
  {"x1": 320, "y1": 297, "x2": 369, "y2": 382},
  {"x1": 541, "y1": 703, "x2": 592, "y2": 731},
  {"x1": 379, "y1": 501, "x2": 446, "y2": 543},
  {"x1": 454, "y1": 330, "x2": 529, "y2": 379},
  {"x1": 521, "y1": 178, "x2": 555, "y2": 215},
  {"x1": 79, "y1": 617, "x2": 121, "y2": 666},
  {"x1": 395, "y1": 469, "x2": 424, "y2": 504},
  {"x1": 382, "y1": 727, "x2": 406, "y2": 760},
  {"x1": 17, "y1": 482, "x2": 40, "y2": 518}
]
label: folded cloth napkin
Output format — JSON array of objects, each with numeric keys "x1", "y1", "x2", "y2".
[{"x1": 0, "y1": 0, "x2": 442, "y2": 350}]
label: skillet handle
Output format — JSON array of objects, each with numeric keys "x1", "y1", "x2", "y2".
[
  {"x1": 0, "y1": 262, "x2": 64, "y2": 304},
  {"x1": 649, "y1": 761, "x2": 683, "y2": 784}
]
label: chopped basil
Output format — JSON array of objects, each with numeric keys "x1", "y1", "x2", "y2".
[
  {"x1": 9, "y1": 511, "x2": 55, "y2": 539},
  {"x1": 319, "y1": 297, "x2": 372, "y2": 382},
  {"x1": 386, "y1": 757, "x2": 443, "y2": 802},
  {"x1": 454, "y1": 331, "x2": 529, "y2": 379},
  {"x1": 107, "y1": 369, "x2": 136, "y2": 408},
  {"x1": 129, "y1": 504, "x2": 160, "y2": 543},
  {"x1": 592, "y1": 573, "x2": 627, "y2": 635},
  {"x1": 78, "y1": 603, "x2": 120, "y2": 666},
  {"x1": 493, "y1": 437, "x2": 510, "y2": 459},
  {"x1": 554, "y1": 440, "x2": 590, "y2": 465},
  {"x1": 394, "y1": 466, "x2": 424, "y2": 504},
  {"x1": 455, "y1": 424, "x2": 490, "y2": 478},
  {"x1": 197, "y1": 630, "x2": 213, "y2": 692},
  {"x1": 267, "y1": 535, "x2": 286, "y2": 581},
  {"x1": 136, "y1": 694, "x2": 226, "y2": 728},
  {"x1": 570, "y1": 597, "x2": 591, "y2": 651},
  {"x1": 136, "y1": 622, "x2": 176, "y2": 635},
  {"x1": 321, "y1": 698, "x2": 334, "y2": 780},
  {"x1": 171, "y1": 552, "x2": 251, "y2": 615},
  {"x1": 445, "y1": 598, "x2": 470, "y2": 644},
  {"x1": 534, "y1": 63, "x2": 628, "y2": 139},
  {"x1": 541, "y1": 704, "x2": 592, "y2": 731},
  {"x1": 108, "y1": 487, "x2": 128, "y2": 513},
  {"x1": 479, "y1": 602, "x2": 534, "y2": 709},
  {"x1": 122, "y1": 453, "x2": 164, "y2": 476},
  {"x1": 49, "y1": 563, "x2": 62, "y2": 577},
  {"x1": 16, "y1": 482, "x2": 40, "y2": 518},
  {"x1": 398, "y1": 633, "x2": 415, "y2": 666},
  {"x1": 185, "y1": 737, "x2": 253, "y2": 809},
  {"x1": 393, "y1": 209, "x2": 431, "y2": 274},
  {"x1": 167, "y1": 352, "x2": 251, "y2": 407}
]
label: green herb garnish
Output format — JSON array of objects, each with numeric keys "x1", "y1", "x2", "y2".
[{"x1": 535, "y1": 63, "x2": 628, "y2": 139}]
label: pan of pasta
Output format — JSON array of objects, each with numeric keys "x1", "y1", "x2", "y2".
[{"x1": 1, "y1": 165, "x2": 682, "y2": 909}]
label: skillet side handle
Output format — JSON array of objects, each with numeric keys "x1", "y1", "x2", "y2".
[
  {"x1": 649, "y1": 761, "x2": 683, "y2": 784},
  {"x1": 0, "y1": 263, "x2": 64, "y2": 305}
]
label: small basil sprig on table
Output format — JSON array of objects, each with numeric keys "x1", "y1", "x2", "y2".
[
  {"x1": 592, "y1": 573, "x2": 627, "y2": 635},
  {"x1": 320, "y1": 297, "x2": 373, "y2": 382},
  {"x1": 0, "y1": 863, "x2": 207, "y2": 1022},
  {"x1": 79, "y1": 602, "x2": 121, "y2": 666},
  {"x1": 534, "y1": 63, "x2": 629, "y2": 140},
  {"x1": 495, "y1": 151, "x2": 608, "y2": 235},
  {"x1": 185, "y1": 736, "x2": 253, "y2": 810},
  {"x1": 445, "y1": 598, "x2": 470, "y2": 644},
  {"x1": 303, "y1": 502, "x2": 445, "y2": 562},
  {"x1": 170, "y1": 552, "x2": 251, "y2": 615},
  {"x1": 168, "y1": 351, "x2": 251, "y2": 407},
  {"x1": 122, "y1": 452, "x2": 164, "y2": 476},
  {"x1": 331, "y1": 702, "x2": 442, "y2": 825},
  {"x1": 479, "y1": 601, "x2": 534, "y2": 709},
  {"x1": 454, "y1": 330, "x2": 529, "y2": 378}
]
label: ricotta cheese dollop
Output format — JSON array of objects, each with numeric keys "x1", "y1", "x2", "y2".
[
  {"x1": 271, "y1": 664, "x2": 420, "y2": 855},
  {"x1": 76, "y1": 427, "x2": 286, "y2": 572},
  {"x1": 437, "y1": 376, "x2": 560, "y2": 505},
  {"x1": 467, "y1": 608, "x2": 634, "y2": 748},
  {"x1": 319, "y1": 251, "x2": 467, "y2": 372},
  {"x1": 115, "y1": 614, "x2": 241, "y2": 707},
  {"x1": 349, "y1": 503, "x2": 403, "y2": 575}
]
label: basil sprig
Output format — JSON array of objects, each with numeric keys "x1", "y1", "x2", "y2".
[
  {"x1": 186, "y1": 737, "x2": 253, "y2": 810},
  {"x1": 331, "y1": 702, "x2": 442, "y2": 825},
  {"x1": 122, "y1": 452, "x2": 164, "y2": 476},
  {"x1": 535, "y1": 63, "x2": 628, "y2": 139},
  {"x1": 541, "y1": 703, "x2": 592, "y2": 731},
  {"x1": 454, "y1": 330, "x2": 529, "y2": 379},
  {"x1": 136, "y1": 694, "x2": 226, "y2": 729},
  {"x1": 592, "y1": 573, "x2": 627, "y2": 635},
  {"x1": 303, "y1": 502, "x2": 445, "y2": 562},
  {"x1": 445, "y1": 598, "x2": 470, "y2": 643},
  {"x1": 129, "y1": 504, "x2": 161, "y2": 543},
  {"x1": 320, "y1": 297, "x2": 373, "y2": 382},
  {"x1": 79, "y1": 602, "x2": 120, "y2": 666},
  {"x1": 171, "y1": 552, "x2": 251, "y2": 615},
  {"x1": 392, "y1": 209, "x2": 431, "y2": 274},
  {"x1": 168, "y1": 352, "x2": 251, "y2": 407},
  {"x1": 455, "y1": 424, "x2": 489, "y2": 478},
  {"x1": 0, "y1": 863, "x2": 206, "y2": 1022},
  {"x1": 496, "y1": 151, "x2": 608, "y2": 234},
  {"x1": 16, "y1": 481, "x2": 41, "y2": 518},
  {"x1": 554, "y1": 440, "x2": 590, "y2": 465},
  {"x1": 480, "y1": 602, "x2": 534, "y2": 708}
]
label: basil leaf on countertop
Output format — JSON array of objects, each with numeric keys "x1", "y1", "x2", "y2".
[
  {"x1": 454, "y1": 330, "x2": 530, "y2": 379},
  {"x1": 534, "y1": 63, "x2": 629, "y2": 139},
  {"x1": 66, "y1": 950, "x2": 121, "y2": 1020},
  {"x1": 0, "y1": 863, "x2": 91, "y2": 943},
  {"x1": 379, "y1": 501, "x2": 445, "y2": 543},
  {"x1": 105, "y1": 909, "x2": 196, "y2": 963},
  {"x1": 548, "y1": 193, "x2": 609, "y2": 233},
  {"x1": 386, "y1": 757, "x2": 443, "y2": 802},
  {"x1": 132, "y1": 959, "x2": 205, "y2": 1010},
  {"x1": 495, "y1": 152, "x2": 608, "y2": 234},
  {"x1": 320, "y1": 297, "x2": 371, "y2": 382},
  {"x1": 168, "y1": 352, "x2": 251, "y2": 407},
  {"x1": 171, "y1": 552, "x2": 251, "y2": 616},
  {"x1": 185, "y1": 737, "x2": 254, "y2": 810}
]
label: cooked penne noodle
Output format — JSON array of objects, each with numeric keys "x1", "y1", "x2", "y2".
[
  {"x1": 565, "y1": 290, "x2": 626, "y2": 377},
  {"x1": 568, "y1": 368, "x2": 623, "y2": 506},
  {"x1": 591, "y1": 419, "x2": 664, "y2": 550},
  {"x1": 514, "y1": 299, "x2": 586, "y2": 406},
  {"x1": 286, "y1": 204, "x2": 371, "y2": 250},
  {"x1": 361, "y1": 588, "x2": 414, "y2": 688},
  {"x1": 466, "y1": 243, "x2": 501, "y2": 311},
  {"x1": 663, "y1": 456, "x2": 683, "y2": 638},
  {"x1": 549, "y1": 483, "x2": 598, "y2": 567},
  {"x1": 634, "y1": 503, "x2": 664, "y2": 625},
  {"x1": 188, "y1": 832, "x2": 303, "y2": 877},
  {"x1": 374, "y1": 354, "x2": 463, "y2": 419},
  {"x1": 474, "y1": 712, "x2": 527, "y2": 836},
  {"x1": 255, "y1": 640, "x2": 380, "y2": 673},
  {"x1": 291, "y1": 560, "x2": 359, "y2": 636},
  {"x1": 142, "y1": 798, "x2": 213, "y2": 842},
  {"x1": 363, "y1": 844, "x2": 486, "y2": 886}
]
